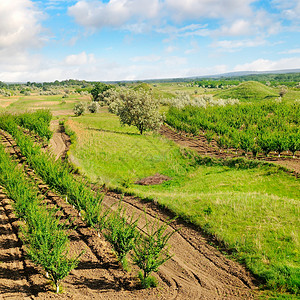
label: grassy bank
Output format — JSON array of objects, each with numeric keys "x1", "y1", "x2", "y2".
[{"x1": 66, "y1": 108, "x2": 300, "y2": 295}]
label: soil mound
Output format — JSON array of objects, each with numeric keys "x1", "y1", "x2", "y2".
[{"x1": 135, "y1": 173, "x2": 171, "y2": 185}]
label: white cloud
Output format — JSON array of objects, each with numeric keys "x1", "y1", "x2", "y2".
[
  {"x1": 158, "y1": 24, "x2": 210, "y2": 42},
  {"x1": 211, "y1": 38, "x2": 266, "y2": 51},
  {"x1": 216, "y1": 19, "x2": 253, "y2": 36},
  {"x1": 0, "y1": 0, "x2": 47, "y2": 82},
  {"x1": 68, "y1": 0, "x2": 258, "y2": 33},
  {"x1": 164, "y1": 0, "x2": 254, "y2": 21},
  {"x1": 280, "y1": 48, "x2": 300, "y2": 54},
  {"x1": 272, "y1": 0, "x2": 300, "y2": 22},
  {"x1": 0, "y1": 0, "x2": 44, "y2": 50},
  {"x1": 234, "y1": 57, "x2": 300, "y2": 72},
  {"x1": 164, "y1": 45, "x2": 176, "y2": 53},
  {"x1": 65, "y1": 51, "x2": 95, "y2": 65},
  {"x1": 68, "y1": 0, "x2": 160, "y2": 29},
  {"x1": 184, "y1": 40, "x2": 200, "y2": 54}
]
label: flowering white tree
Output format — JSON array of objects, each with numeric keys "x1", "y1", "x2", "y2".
[{"x1": 107, "y1": 88, "x2": 164, "y2": 135}]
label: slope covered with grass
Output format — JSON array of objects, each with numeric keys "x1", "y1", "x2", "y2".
[{"x1": 215, "y1": 81, "x2": 278, "y2": 101}]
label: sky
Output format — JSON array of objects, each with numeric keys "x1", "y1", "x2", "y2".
[{"x1": 0, "y1": 0, "x2": 300, "y2": 82}]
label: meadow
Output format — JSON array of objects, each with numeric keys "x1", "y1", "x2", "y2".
[
  {"x1": 1, "y1": 79, "x2": 300, "y2": 297},
  {"x1": 66, "y1": 107, "x2": 300, "y2": 295}
]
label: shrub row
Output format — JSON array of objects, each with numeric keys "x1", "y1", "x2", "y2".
[
  {"x1": 166, "y1": 101, "x2": 300, "y2": 157},
  {"x1": 0, "y1": 112, "x2": 175, "y2": 287},
  {"x1": 15, "y1": 109, "x2": 53, "y2": 141},
  {"x1": 0, "y1": 142, "x2": 80, "y2": 293}
]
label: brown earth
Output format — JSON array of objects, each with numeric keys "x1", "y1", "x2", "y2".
[
  {"x1": 49, "y1": 120, "x2": 71, "y2": 161},
  {"x1": 159, "y1": 125, "x2": 300, "y2": 175},
  {"x1": 0, "y1": 127, "x2": 259, "y2": 299},
  {"x1": 135, "y1": 173, "x2": 172, "y2": 185}
]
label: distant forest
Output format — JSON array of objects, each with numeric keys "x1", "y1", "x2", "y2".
[{"x1": 1, "y1": 72, "x2": 300, "y2": 89}]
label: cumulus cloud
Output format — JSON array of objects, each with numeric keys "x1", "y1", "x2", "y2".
[
  {"x1": 164, "y1": 0, "x2": 254, "y2": 21},
  {"x1": 0, "y1": 0, "x2": 44, "y2": 50},
  {"x1": 234, "y1": 57, "x2": 300, "y2": 72},
  {"x1": 272, "y1": 0, "x2": 300, "y2": 22},
  {"x1": 65, "y1": 51, "x2": 95, "y2": 65},
  {"x1": 68, "y1": 0, "x2": 258, "y2": 31},
  {"x1": 0, "y1": 0, "x2": 47, "y2": 82},
  {"x1": 68, "y1": 0, "x2": 160, "y2": 29},
  {"x1": 216, "y1": 19, "x2": 253, "y2": 36}
]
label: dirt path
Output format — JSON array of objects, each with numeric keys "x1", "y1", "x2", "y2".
[
  {"x1": 49, "y1": 120, "x2": 71, "y2": 161},
  {"x1": 159, "y1": 125, "x2": 300, "y2": 175}
]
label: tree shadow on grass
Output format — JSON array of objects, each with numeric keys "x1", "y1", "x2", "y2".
[{"x1": 86, "y1": 127, "x2": 140, "y2": 136}]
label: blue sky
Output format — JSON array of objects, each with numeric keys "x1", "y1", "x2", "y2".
[{"x1": 0, "y1": 0, "x2": 300, "y2": 82}]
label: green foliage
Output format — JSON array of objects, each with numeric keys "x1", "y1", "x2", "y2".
[
  {"x1": 137, "y1": 271, "x2": 158, "y2": 288},
  {"x1": 91, "y1": 82, "x2": 111, "y2": 101},
  {"x1": 0, "y1": 142, "x2": 79, "y2": 293},
  {"x1": 24, "y1": 209, "x2": 82, "y2": 293},
  {"x1": 0, "y1": 114, "x2": 103, "y2": 230},
  {"x1": 166, "y1": 101, "x2": 300, "y2": 157},
  {"x1": 215, "y1": 81, "x2": 278, "y2": 102},
  {"x1": 15, "y1": 109, "x2": 53, "y2": 141},
  {"x1": 74, "y1": 102, "x2": 85, "y2": 116},
  {"x1": 133, "y1": 216, "x2": 174, "y2": 287},
  {"x1": 87, "y1": 101, "x2": 99, "y2": 113},
  {"x1": 107, "y1": 88, "x2": 164, "y2": 134},
  {"x1": 104, "y1": 203, "x2": 139, "y2": 264}
]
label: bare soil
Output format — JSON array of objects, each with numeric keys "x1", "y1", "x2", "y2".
[
  {"x1": 159, "y1": 125, "x2": 300, "y2": 175},
  {"x1": 0, "y1": 127, "x2": 259, "y2": 299},
  {"x1": 49, "y1": 120, "x2": 71, "y2": 161},
  {"x1": 135, "y1": 173, "x2": 172, "y2": 185}
]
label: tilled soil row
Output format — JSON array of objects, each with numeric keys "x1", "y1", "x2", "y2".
[
  {"x1": 0, "y1": 130, "x2": 138, "y2": 299},
  {"x1": 0, "y1": 186, "x2": 39, "y2": 299},
  {"x1": 0, "y1": 129, "x2": 258, "y2": 299},
  {"x1": 101, "y1": 191, "x2": 256, "y2": 299},
  {"x1": 159, "y1": 125, "x2": 300, "y2": 175}
]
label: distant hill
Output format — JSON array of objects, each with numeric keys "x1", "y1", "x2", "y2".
[
  {"x1": 209, "y1": 69, "x2": 300, "y2": 78},
  {"x1": 215, "y1": 81, "x2": 278, "y2": 101},
  {"x1": 132, "y1": 82, "x2": 175, "y2": 99}
]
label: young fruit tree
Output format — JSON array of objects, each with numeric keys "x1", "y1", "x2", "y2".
[{"x1": 108, "y1": 88, "x2": 164, "y2": 134}]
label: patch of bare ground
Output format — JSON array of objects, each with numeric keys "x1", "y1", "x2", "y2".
[
  {"x1": 135, "y1": 173, "x2": 172, "y2": 185},
  {"x1": 159, "y1": 124, "x2": 300, "y2": 175},
  {"x1": 49, "y1": 120, "x2": 71, "y2": 161}
]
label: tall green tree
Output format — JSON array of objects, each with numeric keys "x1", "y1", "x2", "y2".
[{"x1": 91, "y1": 82, "x2": 111, "y2": 102}]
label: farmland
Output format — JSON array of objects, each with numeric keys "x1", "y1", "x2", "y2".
[{"x1": 0, "y1": 77, "x2": 299, "y2": 299}]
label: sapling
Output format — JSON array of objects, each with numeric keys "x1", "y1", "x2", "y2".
[
  {"x1": 105, "y1": 203, "x2": 139, "y2": 266},
  {"x1": 133, "y1": 215, "x2": 176, "y2": 288}
]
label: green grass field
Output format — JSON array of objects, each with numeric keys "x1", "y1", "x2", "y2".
[
  {"x1": 1, "y1": 83, "x2": 299, "y2": 296},
  {"x1": 66, "y1": 108, "x2": 300, "y2": 295},
  {"x1": 0, "y1": 93, "x2": 90, "y2": 114}
]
